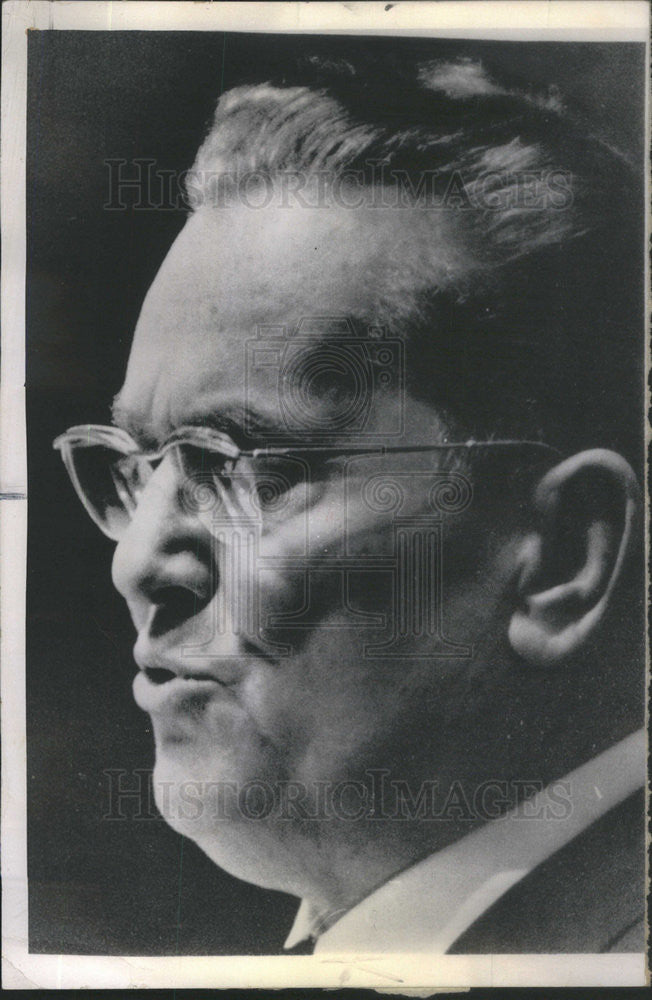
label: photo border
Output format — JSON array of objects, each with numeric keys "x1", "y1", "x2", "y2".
[{"x1": 2, "y1": 0, "x2": 649, "y2": 990}]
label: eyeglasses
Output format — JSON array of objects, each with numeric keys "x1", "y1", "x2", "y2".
[{"x1": 53, "y1": 423, "x2": 560, "y2": 541}]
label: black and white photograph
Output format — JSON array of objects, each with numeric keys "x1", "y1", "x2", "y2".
[{"x1": 1, "y1": 0, "x2": 648, "y2": 990}]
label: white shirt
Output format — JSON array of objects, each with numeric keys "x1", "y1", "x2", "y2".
[{"x1": 285, "y1": 728, "x2": 645, "y2": 953}]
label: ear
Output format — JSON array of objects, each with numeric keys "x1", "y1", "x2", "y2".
[{"x1": 508, "y1": 449, "x2": 640, "y2": 666}]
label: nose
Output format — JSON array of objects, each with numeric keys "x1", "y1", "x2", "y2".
[{"x1": 111, "y1": 454, "x2": 217, "y2": 636}]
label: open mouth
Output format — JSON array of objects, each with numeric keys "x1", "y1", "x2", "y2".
[
  {"x1": 133, "y1": 666, "x2": 229, "y2": 714},
  {"x1": 145, "y1": 667, "x2": 176, "y2": 685},
  {"x1": 144, "y1": 667, "x2": 222, "y2": 685}
]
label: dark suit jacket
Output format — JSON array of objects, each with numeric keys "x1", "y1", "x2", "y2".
[{"x1": 449, "y1": 789, "x2": 646, "y2": 953}]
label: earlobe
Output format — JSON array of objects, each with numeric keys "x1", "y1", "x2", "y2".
[{"x1": 508, "y1": 450, "x2": 640, "y2": 666}]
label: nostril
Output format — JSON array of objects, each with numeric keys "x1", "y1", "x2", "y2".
[{"x1": 149, "y1": 586, "x2": 210, "y2": 638}]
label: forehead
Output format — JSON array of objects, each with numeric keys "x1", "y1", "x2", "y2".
[{"x1": 116, "y1": 200, "x2": 461, "y2": 440}]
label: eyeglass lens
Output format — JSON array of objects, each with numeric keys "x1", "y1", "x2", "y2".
[
  {"x1": 66, "y1": 437, "x2": 313, "y2": 540},
  {"x1": 69, "y1": 443, "x2": 153, "y2": 538}
]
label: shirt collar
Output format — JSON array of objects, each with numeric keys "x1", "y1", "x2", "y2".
[
  {"x1": 284, "y1": 728, "x2": 645, "y2": 953},
  {"x1": 283, "y1": 898, "x2": 346, "y2": 950}
]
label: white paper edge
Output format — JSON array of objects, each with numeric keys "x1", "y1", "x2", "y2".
[{"x1": 1, "y1": 0, "x2": 649, "y2": 990}]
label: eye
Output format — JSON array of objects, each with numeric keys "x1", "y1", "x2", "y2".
[
  {"x1": 173, "y1": 444, "x2": 239, "y2": 517},
  {"x1": 179, "y1": 444, "x2": 235, "y2": 482},
  {"x1": 248, "y1": 455, "x2": 315, "y2": 515}
]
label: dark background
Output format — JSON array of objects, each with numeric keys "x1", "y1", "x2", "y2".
[{"x1": 26, "y1": 31, "x2": 646, "y2": 955}]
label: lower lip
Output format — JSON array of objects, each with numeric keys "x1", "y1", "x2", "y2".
[{"x1": 133, "y1": 671, "x2": 229, "y2": 714}]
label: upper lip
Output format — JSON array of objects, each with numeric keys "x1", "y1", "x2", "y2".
[
  {"x1": 133, "y1": 635, "x2": 277, "y2": 685},
  {"x1": 133, "y1": 637, "x2": 232, "y2": 684}
]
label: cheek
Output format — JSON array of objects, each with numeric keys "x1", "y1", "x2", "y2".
[
  {"x1": 254, "y1": 497, "x2": 396, "y2": 643},
  {"x1": 201, "y1": 497, "x2": 495, "y2": 777},
  {"x1": 245, "y1": 627, "x2": 415, "y2": 783}
]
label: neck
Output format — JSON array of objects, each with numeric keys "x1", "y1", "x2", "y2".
[{"x1": 290, "y1": 806, "x2": 491, "y2": 915}]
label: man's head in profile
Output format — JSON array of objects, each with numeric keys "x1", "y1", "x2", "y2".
[{"x1": 55, "y1": 54, "x2": 644, "y2": 951}]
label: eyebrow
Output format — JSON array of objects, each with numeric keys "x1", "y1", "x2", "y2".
[
  {"x1": 110, "y1": 396, "x2": 160, "y2": 449},
  {"x1": 110, "y1": 397, "x2": 280, "y2": 450},
  {"x1": 183, "y1": 407, "x2": 279, "y2": 448}
]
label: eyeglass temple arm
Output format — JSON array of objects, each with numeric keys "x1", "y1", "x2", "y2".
[{"x1": 248, "y1": 441, "x2": 563, "y2": 458}]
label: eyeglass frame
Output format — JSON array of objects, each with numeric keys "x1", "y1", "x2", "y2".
[{"x1": 53, "y1": 422, "x2": 562, "y2": 541}]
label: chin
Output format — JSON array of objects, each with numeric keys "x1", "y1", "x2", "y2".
[
  {"x1": 151, "y1": 744, "x2": 241, "y2": 825},
  {"x1": 151, "y1": 751, "x2": 304, "y2": 894}
]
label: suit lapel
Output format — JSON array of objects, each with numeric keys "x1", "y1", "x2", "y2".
[{"x1": 448, "y1": 789, "x2": 645, "y2": 953}]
